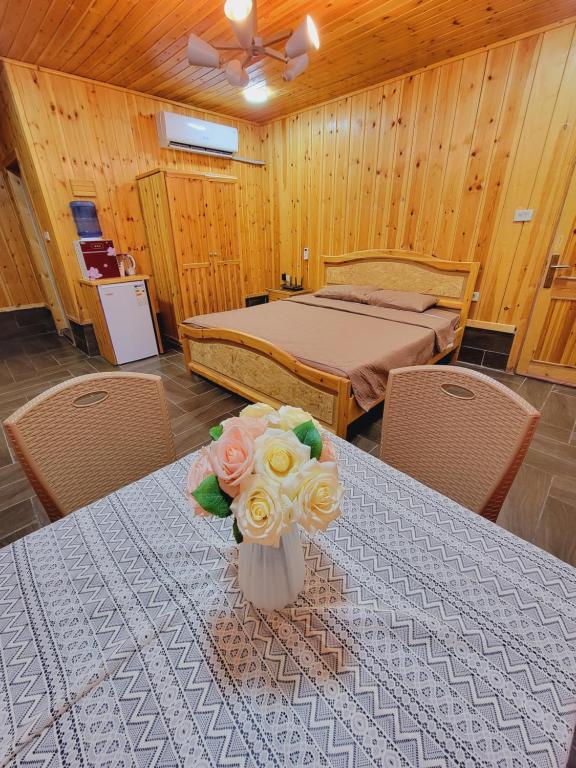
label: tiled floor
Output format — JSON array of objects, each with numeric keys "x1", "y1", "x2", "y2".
[{"x1": 1, "y1": 331, "x2": 575, "y2": 565}]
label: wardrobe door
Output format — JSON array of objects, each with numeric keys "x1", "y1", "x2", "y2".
[
  {"x1": 167, "y1": 174, "x2": 214, "y2": 318},
  {"x1": 206, "y1": 179, "x2": 244, "y2": 311}
]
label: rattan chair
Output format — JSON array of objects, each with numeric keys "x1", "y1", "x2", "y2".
[
  {"x1": 379, "y1": 365, "x2": 540, "y2": 522},
  {"x1": 4, "y1": 372, "x2": 176, "y2": 521}
]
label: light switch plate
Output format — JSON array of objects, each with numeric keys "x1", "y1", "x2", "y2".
[
  {"x1": 513, "y1": 208, "x2": 534, "y2": 222},
  {"x1": 472, "y1": 291, "x2": 480, "y2": 302},
  {"x1": 303, "y1": 247, "x2": 309, "y2": 261}
]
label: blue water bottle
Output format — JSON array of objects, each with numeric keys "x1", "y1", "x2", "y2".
[{"x1": 69, "y1": 201, "x2": 102, "y2": 238}]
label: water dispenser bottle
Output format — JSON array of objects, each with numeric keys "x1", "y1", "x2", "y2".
[{"x1": 69, "y1": 201, "x2": 102, "y2": 238}]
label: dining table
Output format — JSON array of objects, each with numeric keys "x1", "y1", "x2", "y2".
[{"x1": 0, "y1": 435, "x2": 575, "y2": 768}]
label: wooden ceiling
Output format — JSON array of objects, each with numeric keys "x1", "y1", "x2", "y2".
[{"x1": 1, "y1": 0, "x2": 574, "y2": 121}]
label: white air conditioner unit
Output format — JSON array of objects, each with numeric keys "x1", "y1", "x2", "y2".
[{"x1": 156, "y1": 111, "x2": 239, "y2": 158}]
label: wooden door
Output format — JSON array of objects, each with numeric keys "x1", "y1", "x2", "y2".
[
  {"x1": 4, "y1": 169, "x2": 69, "y2": 332},
  {"x1": 167, "y1": 174, "x2": 214, "y2": 318},
  {"x1": 205, "y1": 179, "x2": 244, "y2": 312},
  {"x1": 517, "y1": 164, "x2": 576, "y2": 385}
]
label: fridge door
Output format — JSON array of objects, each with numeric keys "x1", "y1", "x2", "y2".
[{"x1": 98, "y1": 281, "x2": 158, "y2": 364}]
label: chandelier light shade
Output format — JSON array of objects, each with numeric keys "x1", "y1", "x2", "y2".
[
  {"x1": 225, "y1": 0, "x2": 255, "y2": 48},
  {"x1": 187, "y1": 34, "x2": 221, "y2": 68},
  {"x1": 225, "y1": 59, "x2": 250, "y2": 86},
  {"x1": 186, "y1": 0, "x2": 320, "y2": 101},
  {"x1": 285, "y1": 16, "x2": 320, "y2": 59},
  {"x1": 283, "y1": 53, "x2": 309, "y2": 82},
  {"x1": 224, "y1": 0, "x2": 253, "y2": 22}
]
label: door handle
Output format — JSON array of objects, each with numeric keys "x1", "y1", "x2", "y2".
[{"x1": 543, "y1": 254, "x2": 571, "y2": 288}]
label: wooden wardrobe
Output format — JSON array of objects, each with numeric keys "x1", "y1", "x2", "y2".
[{"x1": 137, "y1": 169, "x2": 244, "y2": 341}]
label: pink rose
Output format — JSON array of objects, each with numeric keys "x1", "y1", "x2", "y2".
[
  {"x1": 209, "y1": 425, "x2": 255, "y2": 497},
  {"x1": 220, "y1": 416, "x2": 267, "y2": 440},
  {"x1": 320, "y1": 433, "x2": 338, "y2": 462},
  {"x1": 186, "y1": 447, "x2": 213, "y2": 516}
]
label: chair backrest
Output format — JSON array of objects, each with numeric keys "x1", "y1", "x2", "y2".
[
  {"x1": 4, "y1": 372, "x2": 176, "y2": 521},
  {"x1": 380, "y1": 365, "x2": 540, "y2": 521}
]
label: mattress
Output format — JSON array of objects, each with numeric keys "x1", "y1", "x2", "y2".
[{"x1": 184, "y1": 295, "x2": 460, "y2": 411}]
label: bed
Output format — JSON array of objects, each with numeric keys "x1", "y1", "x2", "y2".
[{"x1": 179, "y1": 250, "x2": 479, "y2": 436}]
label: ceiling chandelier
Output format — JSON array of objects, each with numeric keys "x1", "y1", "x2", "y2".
[{"x1": 187, "y1": 0, "x2": 320, "y2": 99}]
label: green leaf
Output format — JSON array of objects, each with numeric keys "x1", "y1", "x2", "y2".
[
  {"x1": 209, "y1": 424, "x2": 224, "y2": 441},
  {"x1": 293, "y1": 420, "x2": 322, "y2": 460},
  {"x1": 232, "y1": 518, "x2": 244, "y2": 544},
  {"x1": 191, "y1": 475, "x2": 232, "y2": 518}
]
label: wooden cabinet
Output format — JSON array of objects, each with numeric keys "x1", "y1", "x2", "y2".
[{"x1": 137, "y1": 169, "x2": 244, "y2": 341}]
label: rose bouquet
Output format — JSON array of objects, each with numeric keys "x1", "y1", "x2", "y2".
[{"x1": 186, "y1": 403, "x2": 343, "y2": 547}]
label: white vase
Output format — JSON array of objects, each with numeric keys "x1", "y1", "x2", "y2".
[{"x1": 238, "y1": 524, "x2": 305, "y2": 611}]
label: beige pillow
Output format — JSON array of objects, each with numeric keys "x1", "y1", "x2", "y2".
[
  {"x1": 314, "y1": 284, "x2": 379, "y2": 303},
  {"x1": 365, "y1": 289, "x2": 437, "y2": 312}
]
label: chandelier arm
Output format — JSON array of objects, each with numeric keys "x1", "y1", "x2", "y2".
[
  {"x1": 263, "y1": 47, "x2": 288, "y2": 63},
  {"x1": 213, "y1": 42, "x2": 247, "y2": 50},
  {"x1": 262, "y1": 30, "x2": 292, "y2": 47}
]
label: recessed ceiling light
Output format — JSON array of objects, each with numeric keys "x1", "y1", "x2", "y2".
[{"x1": 243, "y1": 83, "x2": 271, "y2": 104}]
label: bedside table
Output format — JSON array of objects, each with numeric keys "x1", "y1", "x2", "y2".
[{"x1": 266, "y1": 288, "x2": 314, "y2": 302}]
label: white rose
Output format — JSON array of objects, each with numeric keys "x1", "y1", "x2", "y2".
[
  {"x1": 254, "y1": 429, "x2": 311, "y2": 492},
  {"x1": 231, "y1": 474, "x2": 292, "y2": 547},
  {"x1": 268, "y1": 405, "x2": 321, "y2": 431},
  {"x1": 240, "y1": 402, "x2": 277, "y2": 420},
  {"x1": 287, "y1": 460, "x2": 342, "y2": 532}
]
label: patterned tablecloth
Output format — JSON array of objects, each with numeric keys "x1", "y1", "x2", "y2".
[{"x1": 1, "y1": 436, "x2": 575, "y2": 768}]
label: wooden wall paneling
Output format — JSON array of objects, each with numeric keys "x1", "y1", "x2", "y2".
[
  {"x1": 331, "y1": 98, "x2": 353, "y2": 256},
  {"x1": 431, "y1": 53, "x2": 486, "y2": 258},
  {"x1": 468, "y1": 34, "x2": 542, "y2": 319},
  {"x1": 1, "y1": 63, "x2": 271, "y2": 325},
  {"x1": 388, "y1": 75, "x2": 419, "y2": 249},
  {"x1": 414, "y1": 61, "x2": 462, "y2": 254},
  {"x1": 266, "y1": 20, "x2": 576, "y2": 363},
  {"x1": 450, "y1": 45, "x2": 513, "y2": 264},
  {"x1": 0, "y1": 65, "x2": 77, "y2": 318},
  {"x1": 0, "y1": 170, "x2": 44, "y2": 308},
  {"x1": 371, "y1": 82, "x2": 402, "y2": 248},
  {"x1": 309, "y1": 108, "x2": 325, "y2": 288},
  {"x1": 343, "y1": 91, "x2": 367, "y2": 255},
  {"x1": 400, "y1": 68, "x2": 440, "y2": 251},
  {"x1": 356, "y1": 89, "x2": 383, "y2": 252},
  {"x1": 298, "y1": 110, "x2": 312, "y2": 287},
  {"x1": 482, "y1": 24, "x2": 576, "y2": 332}
]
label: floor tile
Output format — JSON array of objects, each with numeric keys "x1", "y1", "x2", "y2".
[
  {"x1": 1, "y1": 329, "x2": 576, "y2": 565},
  {"x1": 549, "y1": 475, "x2": 576, "y2": 506},
  {"x1": 539, "y1": 391, "x2": 576, "y2": 431},
  {"x1": 5, "y1": 355, "x2": 37, "y2": 381},
  {"x1": 0, "y1": 476, "x2": 34, "y2": 513},
  {"x1": 516, "y1": 378, "x2": 553, "y2": 410},
  {"x1": 532, "y1": 496, "x2": 576, "y2": 565},
  {"x1": 498, "y1": 463, "x2": 550, "y2": 541}
]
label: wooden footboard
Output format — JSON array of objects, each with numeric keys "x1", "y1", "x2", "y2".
[{"x1": 180, "y1": 324, "x2": 352, "y2": 436}]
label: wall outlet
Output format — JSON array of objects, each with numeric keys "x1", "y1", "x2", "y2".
[
  {"x1": 303, "y1": 247, "x2": 309, "y2": 261},
  {"x1": 472, "y1": 291, "x2": 480, "y2": 302},
  {"x1": 513, "y1": 208, "x2": 534, "y2": 222}
]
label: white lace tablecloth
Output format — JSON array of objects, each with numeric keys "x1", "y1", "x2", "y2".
[{"x1": 1, "y1": 436, "x2": 575, "y2": 767}]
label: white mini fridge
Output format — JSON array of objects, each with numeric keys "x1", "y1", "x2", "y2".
[{"x1": 98, "y1": 280, "x2": 159, "y2": 364}]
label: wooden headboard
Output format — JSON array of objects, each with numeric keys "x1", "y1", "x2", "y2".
[{"x1": 321, "y1": 249, "x2": 479, "y2": 319}]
